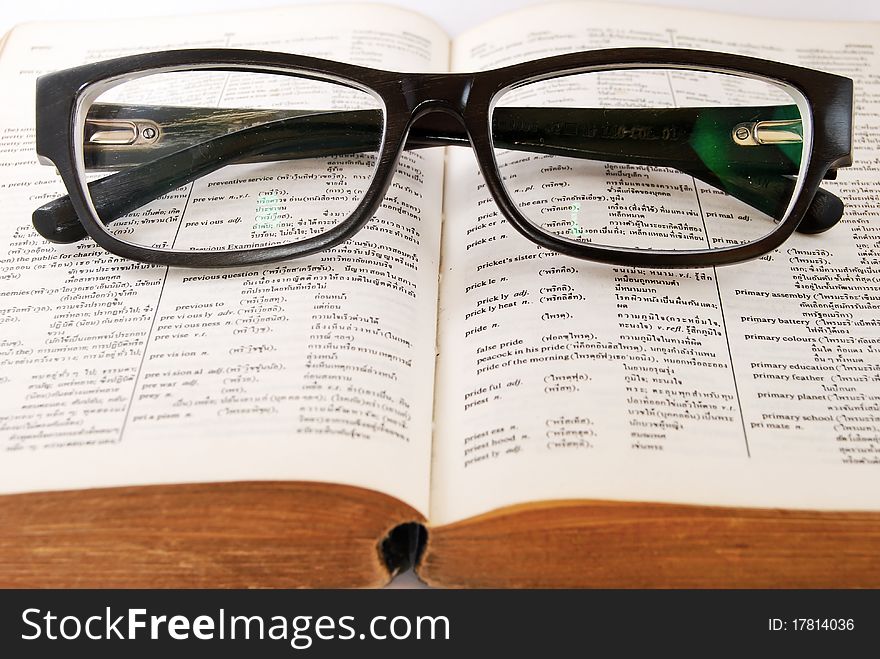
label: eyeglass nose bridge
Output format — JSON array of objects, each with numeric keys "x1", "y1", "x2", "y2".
[
  {"x1": 399, "y1": 72, "x2": 475, "y2": 118},
  {"x1": 373, "y1": 72, "x2": 481, "y2": 175}
]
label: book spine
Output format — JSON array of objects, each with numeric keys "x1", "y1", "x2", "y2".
[{"x1": 381, "y1": 522, "x2": 428, "y2": 576}]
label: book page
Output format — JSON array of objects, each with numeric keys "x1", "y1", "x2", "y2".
[
  {"x1": 0, "y1": 4, "x2": 449, "y2": 516},
  {"x1": 431, "y1": 0, "x2": 880, "y2": 525}
]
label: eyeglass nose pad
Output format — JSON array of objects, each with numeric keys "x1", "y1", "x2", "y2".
[{"x1": 403, "y1": 108, "x2": 471, "y2": 150}]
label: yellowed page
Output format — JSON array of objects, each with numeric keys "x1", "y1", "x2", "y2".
[
  {"x1": 431, "y1": 1, "x2": 880, "y2": 524},
  {"x1": 0, "y1": 4, "x2": 448, "y2": 517}
]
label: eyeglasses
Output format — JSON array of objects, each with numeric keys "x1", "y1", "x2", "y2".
[{"x1": 32, "y1": 48, "x2": 853, "y2": 269}]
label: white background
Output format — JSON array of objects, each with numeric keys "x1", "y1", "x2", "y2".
[
  {"x1": 4, "y1": 0, "x2": 877, "y2": 587},
  {"x1": 2, "y1": 0, "x2": 879, "y2": 39}
]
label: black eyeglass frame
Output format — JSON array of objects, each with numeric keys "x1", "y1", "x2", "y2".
[{"x1": 34, "y1": 47, "x2": 853, "y2": 268}]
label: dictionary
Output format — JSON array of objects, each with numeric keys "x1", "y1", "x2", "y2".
[{"x1": 1, "y1": 1, "x2": 879, "y2": 588}]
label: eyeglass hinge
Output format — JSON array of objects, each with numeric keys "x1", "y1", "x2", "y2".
[
  {"x1": 85, "y1": 119, "x2": 161, "y2": 146},
  {"x1": 732, "y1": 119, "x2": 802, "y2": 146}
]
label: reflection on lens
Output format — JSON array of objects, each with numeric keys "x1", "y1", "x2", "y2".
[
  {"x1": 77, "y1": 69, "x2": 384, "y2": 252},
  {"x1": 490, "y1": 68, "x2": 806, "y2": 252}
]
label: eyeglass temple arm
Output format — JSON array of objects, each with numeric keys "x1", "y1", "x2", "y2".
[{"x1": 33, "y1": 104, "x2": 842, "y2": 244}]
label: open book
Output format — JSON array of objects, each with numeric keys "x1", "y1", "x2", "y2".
[{"x1": 1, "y1": 1, "x2": 879, "y2": 588}]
